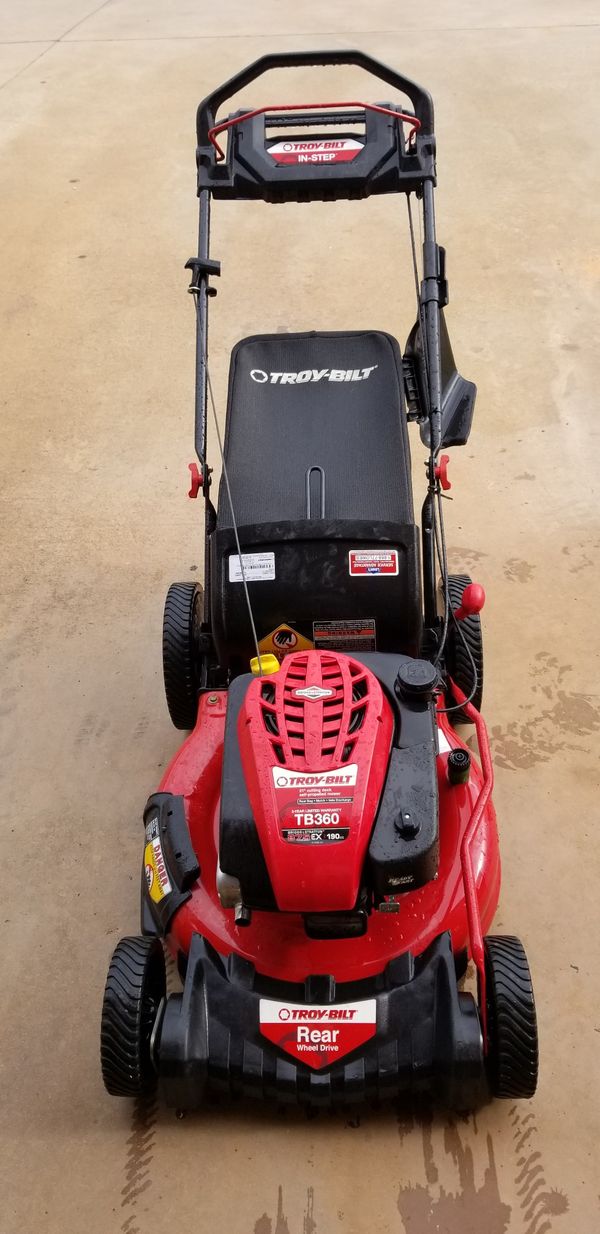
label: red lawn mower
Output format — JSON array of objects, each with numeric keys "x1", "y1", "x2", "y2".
[{"x1": 101, "y1": 52, "x2": 538, "y2": 1109}]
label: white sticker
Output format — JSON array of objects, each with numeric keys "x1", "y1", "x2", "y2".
[{"x1": 228, "y1": 552, "x2": 275, "y2": 583}]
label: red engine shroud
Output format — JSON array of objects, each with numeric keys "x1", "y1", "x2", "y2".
[
  {"x1": 161, "y1": 673, "x2": 501, "y2": 988},
  {"x1": 238, "y1": 652, "x2": 394, "y2": 912}
]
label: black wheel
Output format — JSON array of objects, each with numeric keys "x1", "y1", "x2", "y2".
[
  {"x1": 484, "y1": 935, "x2": 538, "y2": 1099},
  {"x1": 162, "y1": 581, "x2": 203, "y2": 729},
  {"x1": 445, "y1": 573, "x2": 484, "y2": 719},
  {"x1": 100, "y1": 936, "x2": 166, "y2": 1097}
]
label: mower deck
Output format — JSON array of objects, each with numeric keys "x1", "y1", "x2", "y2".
[{"x1": 158, "y1": 932, "x2": 485, "y2": 1109}]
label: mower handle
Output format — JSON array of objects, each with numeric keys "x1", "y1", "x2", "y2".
[{"x1": 196, "y1": 50, "x2": 435, "y2": 145}]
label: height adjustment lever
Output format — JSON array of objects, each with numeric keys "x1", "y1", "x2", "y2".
[{"x1": 185, "y1": 256, "x2": 221, "y2": 295}]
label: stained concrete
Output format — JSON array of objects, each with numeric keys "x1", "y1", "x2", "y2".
[{"x1": 1, "y1": 3, "x2": 599, "y2": 1232}]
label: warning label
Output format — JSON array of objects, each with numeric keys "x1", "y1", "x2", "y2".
[
  {"x1": 349, "y1": 549, "x2": 399, "y2": 576},
  {"x1": 143, "y1": 814, "x2": 172, "y2": 903},
  {"x1": 313, "y1": 619, "x2": 376, "y2": 653},
  {"x1": 258, "y1": 622, "x2": 313, "y2": 662}
]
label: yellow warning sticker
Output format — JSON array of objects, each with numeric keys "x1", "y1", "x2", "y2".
[
  {"x1": 258, "y1": 623, "x2": 314, "y2": 663},
  {"x1": 144, "y1": 815, "x2": 172, "y2": 903}
]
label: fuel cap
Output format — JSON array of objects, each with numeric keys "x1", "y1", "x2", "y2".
[{"x1": 396, "y1": 659, "x2": 438, "y2": 700}]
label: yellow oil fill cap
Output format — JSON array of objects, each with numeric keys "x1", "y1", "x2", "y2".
[{"x1": 250, "y1": 653, "x2": 280, "y2": 676}]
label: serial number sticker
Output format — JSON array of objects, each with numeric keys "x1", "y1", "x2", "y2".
[
  {"x1": 259, "y1": 997, "x2": 376, "y2": 1070},
  {"x1": 349, "y1": 549, "x2": 399, "y2": 576},
  {"x1": 313, "y1": 619, "x2": 376, "y2": 653},
  {"x1": 228, "y1": 552, "x2": 275, "y2": 583}
]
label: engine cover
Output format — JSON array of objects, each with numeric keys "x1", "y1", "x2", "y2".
[{"x1": 238, "y1": 650, "x2": 394, "y2": 912}]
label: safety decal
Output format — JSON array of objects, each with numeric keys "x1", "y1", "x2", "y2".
[
  {"x1": 228, "y1": 551, "x2": 275, "y2": 583},
  {"x1": 258, "y1": 623, "x2": 313, "y2": 662},
  {"x1": 349, "y1": 549, "x2": 399, "y2": 576},
  {"x1": 259, "y1": 998, "x2": 376, "y2": 1069},
  {"x1": 272, "y1": 764, "x2": 357, "y2": 840},
  {"x1": 144, "y1": 815, "x2": 172, "y2": 903},
  {"x1": 267, "y1": 137, "x2": 364, "y2": 166},
  {"x1": 313, "y1": 619, "x2": 376, "y2": 653}
]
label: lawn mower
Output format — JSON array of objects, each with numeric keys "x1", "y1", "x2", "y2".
[{"x1": 100, "y1": 51, "x2": 538, "y2": 1109}]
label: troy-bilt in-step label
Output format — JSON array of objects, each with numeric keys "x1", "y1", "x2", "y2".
[
  {"x1": 349, "y1": 549, "x2": 399, "y2": 576},
  {"x1": 272, "y1": 764, "x2": 358, "y2": 842},
  {"x1": 268, "y1": 137, "x2": 364, "y2": 165},
  {"x1": 260, "y1": 998, "x2": 377, "y2": 1069}
]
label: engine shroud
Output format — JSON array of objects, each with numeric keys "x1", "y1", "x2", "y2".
[{"x1": 238, "y1": 651, "x2": 394, "y2": 912}]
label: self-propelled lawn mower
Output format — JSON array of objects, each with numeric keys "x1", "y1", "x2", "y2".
[{"x1": 100, "y1": 52, "x2": 538, "y2": 1110}]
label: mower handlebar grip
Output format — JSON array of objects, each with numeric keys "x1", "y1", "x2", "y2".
[{"x1": 196, "y1": 50, "x2": 435, "y2": 144}]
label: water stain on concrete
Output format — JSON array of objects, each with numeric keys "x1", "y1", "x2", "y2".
[
  {"x1": 491, "y1": 652, "x2": 600, "y2": 770},
  {"x1": 120, "y1": 1095, "x2": 158, "y2": 1234},
  {"x1": 509, "y1": 1107, "x2": 569, "y2": 1234},
  {"x1": 253, "y1": 1186, "x2": 315, "y2": 1234},
  {"x1": 448, "y1": 547, "x2": 487, "y2": 573},
  {"x1": 504, "y1": 557, "x2": 535, "y2": 583},
  {"x1": 397, "y1": 1110, "x2": 511, "y2": 1233}
]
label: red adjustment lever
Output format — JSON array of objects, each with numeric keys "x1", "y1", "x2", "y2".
[
  {"x1": 435, "y1": 454, "x2": 451, "y2": 491},
  {"x1": 188, "y1": 462, "x2": 203, "y2": 498},
  {"x1": 453, "y1": 582, "x2": 486, "y2": 622}
]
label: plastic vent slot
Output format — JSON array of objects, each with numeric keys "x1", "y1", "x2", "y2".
[{"x1": 256, "y1": 651, "x2": 375, "y2": 769}]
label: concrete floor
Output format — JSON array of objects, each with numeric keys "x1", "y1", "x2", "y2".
[{"x1": 1, "y1": 1, "x2": 599, "y2": 1231}]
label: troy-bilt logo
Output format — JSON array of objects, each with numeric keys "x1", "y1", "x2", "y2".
[
  {"x1": 268, "y1": 137, "x2": 364, "y2": 165},
  {"x1": 250, "y1": 366, "x2": 378, "y2": 385},
  {"x1": 292, "y1": 685, "x2": 335, "y2": 701},
  {"x1": 272, "y1": 764, "x2": 358, "y2": 790},
  {"x1": 260, "y1": 998, "x2": 377, "y2": 1070},
  {"x1": 278, "y1": 1007, "x2": 358, "y2": 1021}
]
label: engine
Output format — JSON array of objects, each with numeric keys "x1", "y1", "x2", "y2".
[{"x1": 218, "y1": 650, "x2": 439, "y2": 934}]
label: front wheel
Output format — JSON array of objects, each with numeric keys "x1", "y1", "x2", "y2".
[
  {"x1": 100, "y1": 936, "x2": 166, "y2": 1097},
  {"x1": 484, "y1": 935, "x2": 539, "y2": 1099}
]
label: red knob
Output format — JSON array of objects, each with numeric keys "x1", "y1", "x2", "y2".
[
  {"x1": 188, "y1": 462, "x2": 202, "y2": 498},
  {"x1": 453, "y1": 582, "x2": 486, "y2": 621},
  {"x1": 435, "y1": 454, "x2": 451, "y2": 491}
]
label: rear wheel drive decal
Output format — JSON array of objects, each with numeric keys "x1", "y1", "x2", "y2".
[{"x1": 260, "y1": 998, "x2": 377, "y2": 1069}]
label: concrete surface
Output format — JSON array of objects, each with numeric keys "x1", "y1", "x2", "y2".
[{"x1": 1, "y1": 2, "x2": 599, "y2": 1231}]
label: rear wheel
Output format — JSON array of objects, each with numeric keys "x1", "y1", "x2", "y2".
[
  {"x1": 484, "y1": 935, "x2": 538, "y2": 1099},
  {"x1": 444, "y1": 573, "x2": 484, "y2": 719},
  {"x1": 100, "y1": 936, "x2": 166, "y2": 1097},
  {"x1": 162, "y1": 582, "x2": 203, "y2": 729}
]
